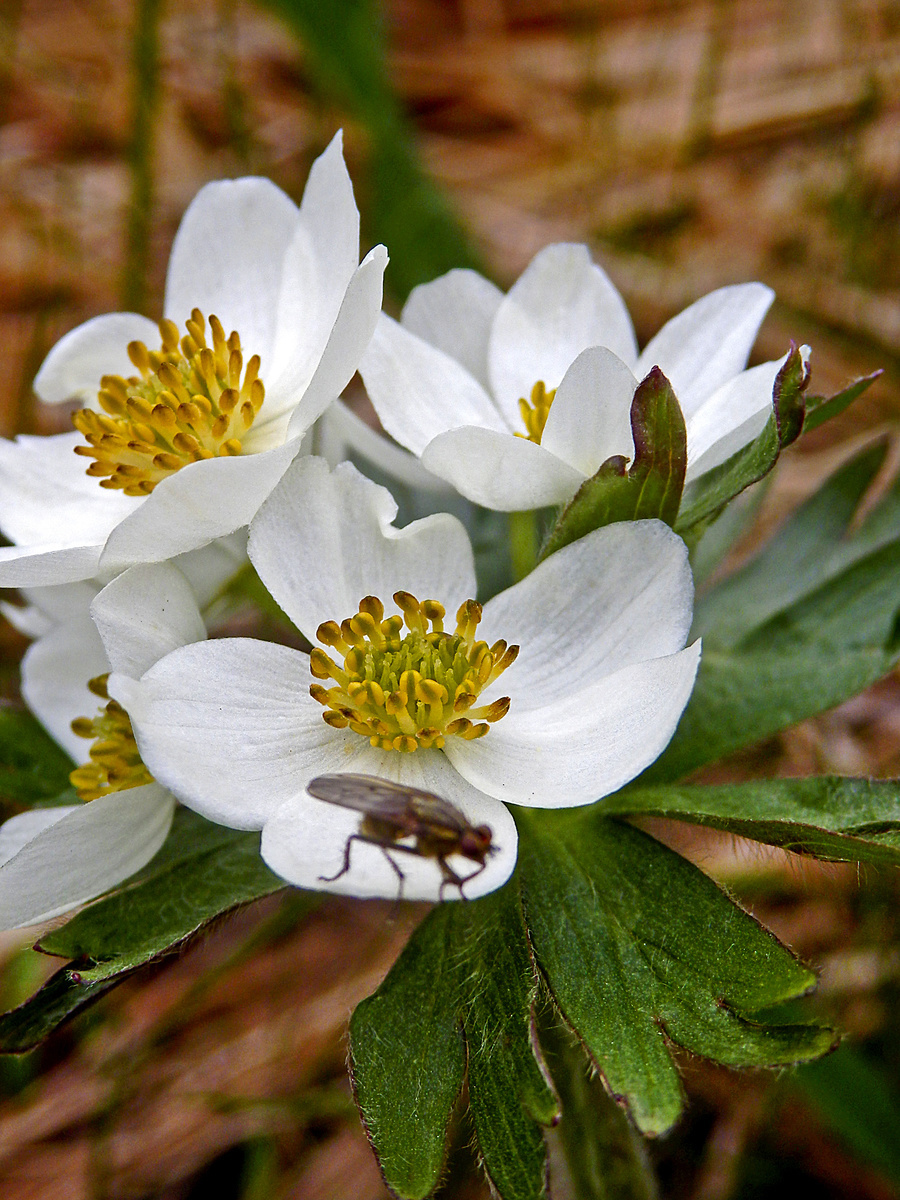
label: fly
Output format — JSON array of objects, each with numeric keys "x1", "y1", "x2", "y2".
[{"x1": 307, "y1": 773, "x2": 495, "y2": 900}]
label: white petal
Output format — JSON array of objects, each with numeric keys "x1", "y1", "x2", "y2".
[
  {"x1": 0, "y1": 432, "x2": 139, "y2": 548},
  {"x1": 685, "y1": 358, "x2": 781, "y2": 483},
  {"x1": 636, "y1": 283, "x2": 774, "y2": 414},
  {"x1": 34, "y1": 313, "x2": 160, "y2": 405},
  {"x1": 98, "y1": 438, "x2": 301, "y2": 573},
  {"x1": 488, "y1": 244, "x2": 638, "y2": 425},
  {"x1": 401, "y1": 269, "x2": 504, "y2": 391},
  {"x1": 480, "y1": 519, "x2": 694, "y2": 711},
  {"x1": 172, "y1": 530, "x2": 249, "y2": 608},
  {"x1": 0, "y1": 543, "x2": 104, "y2": 587},
  {"x1": 313, "y1": 400, "x2": 455, "y2": 495},
  {"x1": 21, "y1": 610, "x2": 105, "y2": 760},
  {"x1": 1, "y1": 600, "x2": 53, "y2": 639},
  {"x1": 359, "y1": 315, "x2": 506, "y2": 456},
  {"x1": 421, "y1": 427, "x2": 584, "y2": 511},
  {"x1": 445, "y1": 643, "x2": 701, "y2": 807},
  {"x1": 0, "y1": 807, "x2": 77, "y2": 866},
  {"x1": 91, "y1": 562, "x2": 206, "y2": 678},
  {"x1": 539, "y1": 347, "x2": 637, "y2": 476},
  {"x1": 296, "y1": 130, "x2": 361, "y2": 321},
  {"x1": 0, "y1": 784, "x2": 175, "y2": 928},
  {"x1": 248, "y1": 457, "x2": 476, "y2": 638},
  {"x1": 164, "y1": 177, "x2": 300, "y2": 362},
  {"x1": 111, "y1": 640, "x2": 334, "y2": 829},
  {"x1": 261, "y1": 752, "x2": 517, "y2": 902},
  {"x1": 282, "y1": 245, "x2": 388, "y2": 440}
]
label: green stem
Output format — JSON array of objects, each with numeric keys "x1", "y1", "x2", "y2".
[
  {"x1": 509, "y1": 509, "x2": 539, "y2": 582},
  {"x1": 541, "y1": 1015, "x2": 659, "y2": 1200},
  {"x1": 121, "y1": 0, "x2": 162, "y2": 314}
]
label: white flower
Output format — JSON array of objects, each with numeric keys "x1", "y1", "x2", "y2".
[
  {"x1": 0, "y1": 132, "x2": 387, "y2": 588},
  {"x1": 111, "y1": 457, "x2": 701, "y2": 903},
  {"x1": 0, "y1": 554, "x2": 231, "y2": 928},
  {"x1": 358, "y1": 245, "x2": 789, "y2": 511}
]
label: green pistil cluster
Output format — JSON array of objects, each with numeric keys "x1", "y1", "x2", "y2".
[
  {"x1": 72, "y1": 308, "x2": 265, "y2": 496},
  {"x1": 69, "y1": 674, "x2": 154, "y2": 801},
  {"x1": 515, "y1": 380, "x2": 556, "y2": 444},
  {"x1": 309, "y1": 592, "x2": 518, "y2": 752}
]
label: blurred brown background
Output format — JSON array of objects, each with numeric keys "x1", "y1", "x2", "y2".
[{"x1": 0, "y1": 1, "x2": 900, "y2": 1197}]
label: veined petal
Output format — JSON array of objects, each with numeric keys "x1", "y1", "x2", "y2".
[
  {"x1": 164, "y1": 177, "x2": 300, "y2": 362},
  {"x1": 111, "y1": 640, "x2": 341, "y2": 830},
  {"x1": 0, "y1": 432, "x2": 139, "y2": 548},
  {"x1": 480, "y1": 519, "x2": 694, "y2": 711},
  {"x1": 0, "y1": 785, "x2": 175, "y2": 928},
  {"x1": 22, "y1": 611, "x2": 105, "y2": 760},
  {"x1": 283, "y1": 245, "x2": 388, "y2": 440},
  {"x1": 296, "y1": 130, "x2": 361, "y2": 322},
  {"x1": 540, "y1": 346, "x2": 637, "y2": 476},
  {"x1": 359, "y1": 314, "x2": 506, "y2": 456},
  {"x1": 98, "y1": 437, "x2": 302, "y2": 573},
  {"x1": 636, "y1": 283, "x2": 774, "y2": 414},
  {"x1": 313, "y1": 400, "x2": 455, "y2": 495},
  {"x1": 248, "y1": 457, "x2": 476, "y2": 639},
  {"x1": 445, "y1": 642, "x2": 701, "y2": 808},
  {"x1": 488, "y1": 244, "x2": 638, "y2": 425},
  {"x1": 91, "y1": 562, "x2": 207, "y2": 679},
  {"x1": 0, "y1": 543, "x2": 104, "y2": 588},
  {"x1": 261, "y1": 751, "x2": 517, "y2": 902},
  {"x1": 401, "y1": 269, "x2": 504, "y2": 391},
  {"x1": 34, "y1": 312, "x2": 160, "y2": 405},
  {"x1": 685, "y1": 357, "x2": 781, "y2": 482},
  {"x1": 421, "y1": 426, "x2": 584, "y2": 511}
]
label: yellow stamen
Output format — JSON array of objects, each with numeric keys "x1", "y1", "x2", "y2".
[
  {"x1": 72, "y1": 309, "x2": 266, "y2": 496},
  {"x1": 310, "y1": 592, "x2": 517, "y2": 751},
  {"x1": 69, "y1": 674, "x2": 154, "y2": 801},
  {"x1": 515, "y1": 380, "x2": 556, "y2": 444}
]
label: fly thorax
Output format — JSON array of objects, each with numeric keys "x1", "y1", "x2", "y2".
[
  {"x1": 309, "y1": 592, "x2": 518, "y2": 752},
  {"x1": 69, "y1": 674, "x2": 154, "y2": 800},
  {"x1": 72, "y1": 309, "x2": 265, "y2": 496},
  {"x1": 515, "y1": 380, "x2": 556, "y2": 444}
]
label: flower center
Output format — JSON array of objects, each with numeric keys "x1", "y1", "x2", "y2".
[
  {"x1": 309, "y1": 592, "x2": 518, "y2": 752},
  {"x1": 69, "y1": 674, "x2": 154, "y2": 801},
  {"x1": 72, "y1": 309, "x2": 265, "y2": 496},
  {"x1": 515, "y1": 380, "x2": 556, "y2": 444}
]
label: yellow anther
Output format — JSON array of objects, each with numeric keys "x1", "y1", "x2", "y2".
[
  {"x1": 515, "y1": 380, "x2": 557, "y2": 444},
  {"x1": 72, "y1": 310, "x2": 266, "y2": 496},
  {"x1": 309, "y1": 591, "x2": 516, "y2": 752},
  {"x1": 69, "y1": 674, "x2": 153, "y2": 802}
]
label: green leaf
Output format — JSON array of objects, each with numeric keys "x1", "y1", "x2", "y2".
[
  {"x1": 459, "y1": 885, "x2": 558, "y2": 1200},
  {"x1": 518, "y1": 810, "x2": 834, "y2": 1136},
  {"x1": 541, "y1": 368, "x2": 685, "y2": 560},
  {"x1": 540, "y1": 1016, "x2": 660, "y2": 1200},
  {"x1": 803, "y1": 370, "x2": 882, "y2": 433},
  {"x1": 676, "y1": 343, "x2": 809, "y2": 535},
  {"x1": 608, "y1": 777, "x2": 900, "y2": 867},
  {"x1": 349, "y1": 904, "x2": 467, "y2": 1200},
  {"x1": 647, "y1": 534, "x2": 900, "y2": 781},
  {"x1": 693, "y1": 441, "x2": 887, "y2": 647},
  {"x1": 0, "y1": 966, "x2": 119, "y2": 1054},
  {"x1": 37, "y1": 808, "x2": 286, "y2": 981},
  {"x1": 350, "y1": 883, "x2": 558, "y2": 1200},
  {"x1": 0, "y1": 706, "x2": 76, "y2": 808},
  {"x1": 0, "y1": 810, "x2": 289, "y2": 1052}
]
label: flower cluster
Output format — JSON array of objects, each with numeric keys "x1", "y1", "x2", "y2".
[{"x1": 0, "y1": 128, "x2": 804, "y2": 924}]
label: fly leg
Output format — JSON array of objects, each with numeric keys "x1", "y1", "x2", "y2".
[
  {"x1": 319, "y1": 833, "x2": 407, "y2": 900},
  {"x1": 437, "y1": 857, "x2": 488, "y2": 901}
]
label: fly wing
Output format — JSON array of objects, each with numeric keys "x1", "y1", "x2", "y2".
[
  {"x1": 307, "y1": 773, "x2": 420, "y2": 825},
  {"x1": 406, "y1": 790, "x2": 469, "y2": 835}
]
